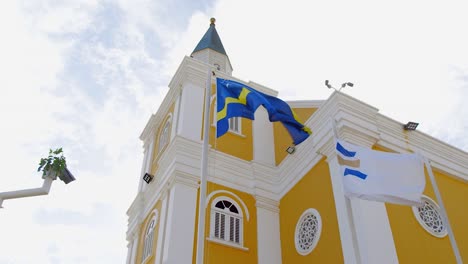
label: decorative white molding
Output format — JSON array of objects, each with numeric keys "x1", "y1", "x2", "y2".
[
  {"x1": 255, "y1": 195, "x2": 279, "y2": 213},
  {"x1": 206, "y1": 237, "x2": 249, "y2": 251},
  {"x1": 287, "y1": 100, "x2": 324, "y2": 109}
]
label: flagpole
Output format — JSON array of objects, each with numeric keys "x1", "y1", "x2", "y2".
[
  {"x1": 196, "y1": 68, "x2": 212, "y2": 264},
  {"x1": 423, "y1": 157, "x2": 463, "y2": 264}
]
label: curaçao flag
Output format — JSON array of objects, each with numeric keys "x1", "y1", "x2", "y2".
[
  {"x1": 216, "y1": 78, "x2": 311, "y2": 145},
  {"x1": 336, "y1": 139, "x2": 426, "y2": 206}
]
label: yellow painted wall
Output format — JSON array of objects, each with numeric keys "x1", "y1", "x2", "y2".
[
  {"x1": 280, "y1": 158, "x2": 344, "y2": 263},
  {"x1": 192, "y1": 182, "x2": 258, "y2": 264},
  {"x1": 209, "y1": 83, "x2": 253, "y2": 161},
  {"x1": 135, "y1": 200, "x2": 163, "y2": 264},
  {"x1": 387, "y1": 167, "x2": 468, "y2": 263},
  {"x1": 274, "y1": 107, "x2": 316, "y2": 165}
]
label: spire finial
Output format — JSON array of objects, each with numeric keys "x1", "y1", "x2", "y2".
[{"x1": 210, "y1": 17, "x2": 216, "y2": 25}]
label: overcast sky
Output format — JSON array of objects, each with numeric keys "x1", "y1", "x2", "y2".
[{"x1": 0, "y1": 0, "x2": 467, "y2": 263}]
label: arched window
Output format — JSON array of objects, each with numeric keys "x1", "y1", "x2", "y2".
[
  {"x1": 158, "y1": 117, "x2": 171, "y2": 153},
  {"x1": 142, "y1": 211, "x2": 158, "y2": 262},
  {"x1": 210, "y1": 197, "x2": 243, "y2": 245}
]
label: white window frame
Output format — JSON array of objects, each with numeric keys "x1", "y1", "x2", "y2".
[
  {"x1": 158, "y1": 115, "x2": 172, "y2": 153},
  {"x1": 209, "y1": 196, "x2": 244, "y2": 247},
  {"x1": 228, "y1": 117, "x2": 241, "y2": 134},
  {"x1": 142, "y1": 210, "x2": 159, "y2": 262}
]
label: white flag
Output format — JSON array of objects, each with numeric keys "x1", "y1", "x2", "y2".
[{"x1": 335, "y1": 139, "x2": 426, "y2": 206}]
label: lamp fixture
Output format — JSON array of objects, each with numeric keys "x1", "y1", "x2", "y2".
[
  {"x1": 325, "y1": 80, "x2": 354, "y2": 91},
  {"x1": 143, "y1": 173, "x2": 154, "y2": 184},
  {"x1": 403, "y1": 122, "x2": 419, "y2": 131},
  {"x1": 286, "y1": 145, "x2": 296, "y2": 154}
]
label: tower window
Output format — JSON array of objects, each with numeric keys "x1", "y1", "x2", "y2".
[
  {"x1": 228, "y1": 117, "x2": 241, "y2": 134},
  {"x1": 158, "y1": 118, "x2": 171, "y2": 153},
  {"x1": 142, "y1": 211, "x2": 159, "y2": 262}
]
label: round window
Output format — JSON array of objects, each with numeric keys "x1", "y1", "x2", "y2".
[
  {"x1": 295, "y1": 208, "x2": 322, "y2": 255},
  {"x1": 412, "y1": 195, "x2": 447, "y2": 238}
]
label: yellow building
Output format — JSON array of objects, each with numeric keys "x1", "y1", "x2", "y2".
[{"x1": 126, "y1": 19, "x2": 468, "y2": 264}]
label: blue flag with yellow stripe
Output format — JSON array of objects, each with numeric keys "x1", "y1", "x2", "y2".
[{"x1": 216, "y1": 78, "x2": 311, "y2": 145}]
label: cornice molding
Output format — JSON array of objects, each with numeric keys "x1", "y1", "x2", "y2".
[
  {"x1": 255, "y1": 195, "x2": 280, "y2": 213},
  {"x1": 287, "y1": 100, "x2": 324, "y2": 109}
]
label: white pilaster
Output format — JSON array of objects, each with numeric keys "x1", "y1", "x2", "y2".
[
  {"x1": 349, "y1": 199, "x2": 399, "y2": 264},
  {"x1": 177, "y1": 82, "x2": 204, "y2": 142},
  {"x1": 327, "y1": 154, "x2": 360, "y2": 264},
  {"x1": 162, "y1": 174, "x2": 199, "y2": 264},
  {"x1": 129, "y1": 233, "x2": 139, "y2": 264},
  {"x1": 155, "y1": 192, "x2": 169, "y2": 264},
  {"x1": 256, "y1": 196, "x2": 282, "y2": 264},
  {"x1": 253, "y1": 106, "x2": 275, "y2": 165},
  {"x1": 338, "y1": 136, "x2": 398, "y2": 264},
  {"x1": 126, "y1": 241, "x2": 133, "y2": 264}
]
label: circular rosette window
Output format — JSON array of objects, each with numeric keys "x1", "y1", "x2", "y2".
[
  {"x1": 295, "y1": 208, "x2": 322, "y2": 255},
  {"x1": 412, "y1": 195, "x2": 447, "y2": 238}
]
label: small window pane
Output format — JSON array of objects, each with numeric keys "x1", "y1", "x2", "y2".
[
  {"x1": 229, "y1": 216, "x2": 234, "y2": 242},
  {"x1": 228, "y1": 117, "x2": 240, "y2": 133},
  {"x1": 215, "y1": 201, "x2": 225, "y2": 209},
  {"x1": 230, "y1": 206, "x2": 239, "y2": 214},
  {"x1": 220, "y1": 214, "x2": 225, "y2": 239},
  {"x1": 223, "y1": 200, "x2": 232, "y2": 209},
  {"x1": 235, "y1": 218, "x2": 240, "y2": 243},
  {"x1": 215, "y1": 212, "x2": 220, "y2": 238}
]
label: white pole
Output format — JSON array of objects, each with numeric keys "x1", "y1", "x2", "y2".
[
  {"x1": 196, "y1": 69, "x2": 212, "y2": 264},
  {"x1": 0, "y1": 176, "x2": 55, "y2": 208},
  {"x1": 423, "y1": 157, "x2": 463, "y2": 264}
]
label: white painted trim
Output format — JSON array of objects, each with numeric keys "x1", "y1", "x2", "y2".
[
  {"x1": 126, "y1": 241, "x2": 133, "y2": 264},
  {"x1": 155, "y1": 193, "x2": 169, "y2": 264},
  {"x1": 287, "y1": 100, "x2": 324, "y2": 108},
  {"x1": 206, "y1": 190, "x2": 250, "y2": 221},
  {"x1": 130, "y1": 234, "x2": 139, "y2": 264},
  {"x1": 206, "y1": 237, "x2": 249, "y2": 251}
]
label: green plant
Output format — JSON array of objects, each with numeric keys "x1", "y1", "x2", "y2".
[{"x1": 38, "y1": 148, "x2": 67, "y2": 177}]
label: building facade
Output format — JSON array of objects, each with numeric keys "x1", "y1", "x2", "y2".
[{"x1": 126, "y1": 19, "x2": 468, "y2": 264}]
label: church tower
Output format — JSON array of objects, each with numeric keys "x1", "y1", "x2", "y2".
[{"x1": 126, "y1": 19, "x2": 468, "y2": 264}]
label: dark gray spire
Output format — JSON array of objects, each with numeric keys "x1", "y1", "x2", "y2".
[{"x1": 192, "y1": 18, "x2": 227, "y2": 56}]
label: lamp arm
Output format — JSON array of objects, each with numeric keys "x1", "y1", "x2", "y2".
[{"x1": 0, "y1": 176, "x2": 55, "y2": 208}]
